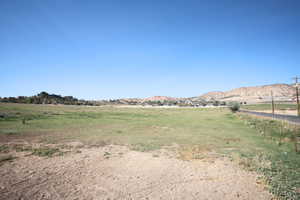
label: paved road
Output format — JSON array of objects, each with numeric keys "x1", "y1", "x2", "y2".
[{"x1": 239, "y1": 109, "x2": 300, "y2": 125}]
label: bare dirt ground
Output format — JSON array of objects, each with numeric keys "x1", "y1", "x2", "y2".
[{"x1": 0, "y1": 144, "x2": 273, "y2": 200}]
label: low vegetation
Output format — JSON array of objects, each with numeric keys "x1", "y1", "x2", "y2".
[
  {"x1": 236, "y1": 113, "x2": 300, "y2": 199},
  {"x1": 0, "y1": 103, "x2": 299, "y2": 199},
  {"x1": 228, "y1": 102, "x2": 240, "y2": 112},
  {"x1": 0, "y1": 143, "x2": 64, "y2": 157},
  {"x1": 0, "y1": 155, "x2": 14, "y2": 165}
]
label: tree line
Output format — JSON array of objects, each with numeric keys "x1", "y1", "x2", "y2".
[
  {"x1": 0, "y1": 92, "x2": 98, "y2": 106},
  {"x1": 0, "y1": 92, "x2": 229, "y2": 107}
]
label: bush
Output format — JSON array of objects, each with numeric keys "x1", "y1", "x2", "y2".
[
  {"x1": 228, "y1": 102, "x2": 240, "y2": 112},
  {"x1": 212, "y1": 101, "x2": 220, "y2": 106}
]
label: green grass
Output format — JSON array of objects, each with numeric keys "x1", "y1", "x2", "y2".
[
  {"x1": 0, "y1": 103, "x2": 299, "y2": 199},
  {"x1": 0, "y1": 145, "x2": 9, "y2": 153},
  {"x1": 242, "y1": 103, "x2": 297, "y2": 111},
  {"x1": 0, "y1": 103, "x2": 272, "y2": 152},
  {"x1": 30, "y1": 147, "x2": 62, "y2": 157},
  {"x1": 236, "y1": 113, "x2": 300, "y2": 199}
]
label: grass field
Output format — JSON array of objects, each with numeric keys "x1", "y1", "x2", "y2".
[
  {"x1": 0, "y1": 103, "x2": 299, "y2": 199},
  {"x1": 0, "y1": 103, "x2": 290, "y2": 153}
]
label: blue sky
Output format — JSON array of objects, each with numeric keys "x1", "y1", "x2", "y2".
[{"x1": 0, "y1": 0, "x2": 299, "y2": 100}]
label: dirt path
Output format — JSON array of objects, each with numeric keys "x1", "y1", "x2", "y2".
[{"x1": 0, "y1": 145, "x2": 272, "y2": 200}]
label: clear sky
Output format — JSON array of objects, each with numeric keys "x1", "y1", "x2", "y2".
[{"x1": 0, "y1": 0, "x2": 299, "y2": 100}]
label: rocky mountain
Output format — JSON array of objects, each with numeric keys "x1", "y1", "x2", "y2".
[
  {"x1": 198, "y1": 91, "x2": 225, "y2": 101},
  {"x1": 142, "y1": 96, "x2": 178, "y2": 102},
  {"x1": 199, "y1": 84, "x2": 296, "y2": 103}
]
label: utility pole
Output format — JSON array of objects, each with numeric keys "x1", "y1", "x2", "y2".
[
  {"x1": 271, "y1": 91, "x2": 275, "y2": 117},
  {"x1": 293, "y1": 77, "x2": 300, "y2": 117}
]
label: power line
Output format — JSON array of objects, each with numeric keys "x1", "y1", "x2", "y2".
[
  {"x1": 292, "y1": 77, "x2": 300, "y2": 117},
  {"x1": 271, "y1": 91, "x2": 275, "y2": 117}
]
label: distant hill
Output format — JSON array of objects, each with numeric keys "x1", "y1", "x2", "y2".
[
  {"x1": 1, "y1": 83, "x2": 297, "y2": 106},
  {"x1": 142, "y1": 96, "x2": 178, "y2": 102},
  {"x1": 199, "y1": 84, "x2": 296, "y2": 103},
  {"x1": 198, "y1": 91, "x2": 225, "y2": 101}
]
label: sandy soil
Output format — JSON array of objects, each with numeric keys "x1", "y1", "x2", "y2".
[{"x1": 0, "y1": 145, "x2": 273, "y2": 200}]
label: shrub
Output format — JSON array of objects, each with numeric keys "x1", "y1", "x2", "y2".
[
  {"x1": 228, "y1": 102, "x2": 240, "y2": 112},
  {"x1": 212, "y1": 101, "x2": 220, "y2": 106}
]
